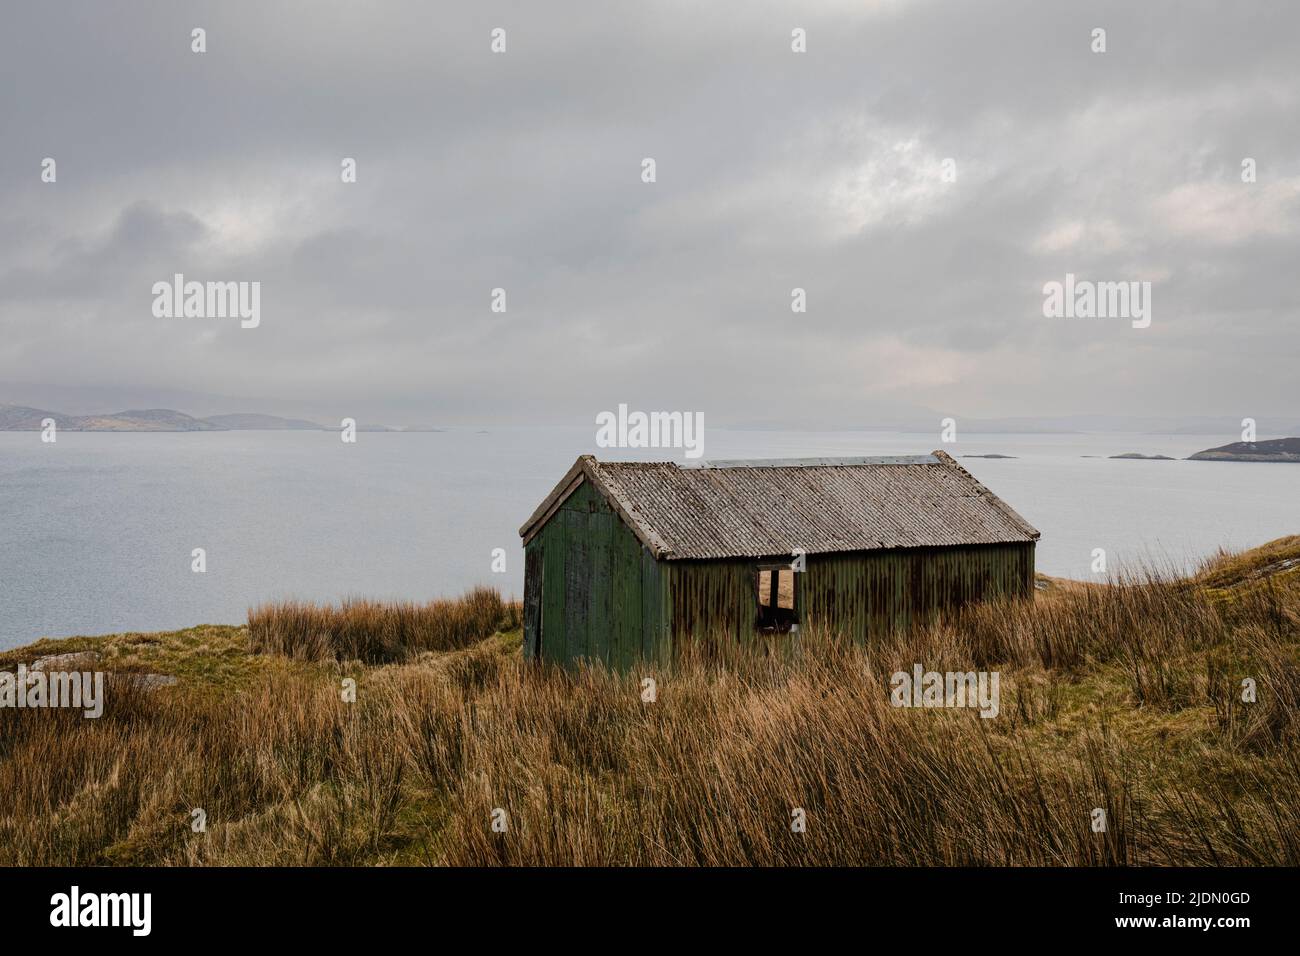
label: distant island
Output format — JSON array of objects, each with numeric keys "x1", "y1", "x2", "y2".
[
  {"x1": 1188, "y1": 437, "x2": 1300, "y2": 462},
  {"x1": 1110, "y1": 452, "x2": 1176, "y2": 460},
  {"x1": 0, "y1": 403, "x2": 461, "y2": 433},
  {"x1": 0, "y1": 403, "x2": 332, "y2": 432},
  {"x1": 200, "y1": 412, "x2": 329, "y2": 430}
]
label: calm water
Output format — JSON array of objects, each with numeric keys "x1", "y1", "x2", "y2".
[{"x1": 1, "y1": 428, "x2": 1297, "y2": 648}]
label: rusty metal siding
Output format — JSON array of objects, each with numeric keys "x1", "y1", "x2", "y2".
[
  {"x1": 661, "y1": 542, "x2": 1034, "y2": 650},
  {"x1": 801, "y1": 542, "x2": 1034, "y2": 643},
  {"x1": 663, "y1": 560, "x2": 755, "y2": 645},
  {"x1": 640, "y1": 545, "x2": 671, "y2": 666}
]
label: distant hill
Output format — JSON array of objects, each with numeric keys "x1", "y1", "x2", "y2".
[
  {"x1": 1188, "y1": 438, "x2": 1300, "y2": 462},
  {"x1": 84, "y1": 408, "x2": 225, "y2": 431},
  {"x1": 0, "y1": 403, "x2": 325, "y2": 432},
  {"x1": 0, "y1": 405, "x2": 75, "y2": 430},
  {"x1": 203, "y1": 413, "x2": 325, "y2": 430}
]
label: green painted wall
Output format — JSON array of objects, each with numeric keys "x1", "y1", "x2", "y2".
[
  {"x1": 523, "y1": 481, "x2": 670, "y2": 667},
  {"x1": 523, "y1": 480, "x2": 1035, "y2": 669}
]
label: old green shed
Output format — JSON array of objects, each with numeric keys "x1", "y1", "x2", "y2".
[{"x1": 519, "y1": 451, "x2": 1039, "y2": 668}]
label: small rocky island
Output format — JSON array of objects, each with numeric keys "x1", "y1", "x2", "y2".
[
  {"x1": 1110, "y1": 452, "x2": 1175, "y2": 460},
  {"x1": 1188, "y1": 437, "x2": 1300, "y2": 462}
]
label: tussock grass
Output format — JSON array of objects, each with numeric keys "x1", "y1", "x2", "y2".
[
  {"x1": 1, "y1": 540, "x2": 1297, "y2": 866},
  {"x1": 247, "y1": 587, "x2": 519, "y2": 663},
  {"x1": 1197, "y1": 534, "x2": 1300, "y2": 591}
]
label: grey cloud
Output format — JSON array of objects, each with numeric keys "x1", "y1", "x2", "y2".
[{"x1": 1, "y1": 0, "x2": 1298, "y2": 425}]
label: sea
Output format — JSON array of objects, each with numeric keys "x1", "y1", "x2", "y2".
[{"x1": 1, "y1": 428, "x2": 1296, "y2": 648}]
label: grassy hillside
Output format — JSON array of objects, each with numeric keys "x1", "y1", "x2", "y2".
[{"x1": 1, "y1": 540, "x2": 1298, "y2": 866}]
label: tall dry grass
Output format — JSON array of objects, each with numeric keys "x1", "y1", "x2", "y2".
[
  {"x1": 1, "y1": 556, "x2": 1297, "y2": 866},
  {"x1": 247, "y1": 586, "x2": 518, "y2": 663}
]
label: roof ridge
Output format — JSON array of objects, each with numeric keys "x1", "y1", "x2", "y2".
[
  {"x1": 521, "y1": 451, "x2": 1041, "y2": 556},
  {"x1": 685, "y1": 454, "x2": 940, "y2": 469}
]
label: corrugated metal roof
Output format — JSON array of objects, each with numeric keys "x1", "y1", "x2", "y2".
[
  {"x1": 685, "y1": 455, "x2": 941, "y2": 468},
  {"x1": 520, "y1": 451, "x2": 1039, "y2": 560}
]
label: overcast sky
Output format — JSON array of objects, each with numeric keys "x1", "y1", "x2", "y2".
[{"x1": 1, "y1": 1, "x2": 1297, "y2": 426}]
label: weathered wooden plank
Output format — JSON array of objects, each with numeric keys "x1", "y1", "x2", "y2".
[
  {"x1": 564, "y1": 508, "x2": 590, "y2": 664},
  {"x1": 540, "y1": 516, "x2": 567, "y2": 663},
  {"x1": 523, "y1": 543, "x2": 542, "y2": 660},
  {"x1": 587, "y1": 509, "x2": 614, "y2": 666},
  {"x1": 613, "y1": 521, "x2": 643, "y2": 669}
]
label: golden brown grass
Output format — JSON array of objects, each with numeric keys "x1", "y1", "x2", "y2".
[
  {"x1": 247, "y1": 586, "x2": 518, "y2": 663},
  {"x1": 1197, "y1": 534, "x2": 1300, "y2": 591},
  {"x1": 1, "y1": 542, "x2": 1297, "y2": 866},
  {"x1": 757, "y1": 568, "x2": 795, "y2": 608}
]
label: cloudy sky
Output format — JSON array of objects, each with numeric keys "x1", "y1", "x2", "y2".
[{"x1": 1, "y1": 1, "x2": 1297, "y2": 427}]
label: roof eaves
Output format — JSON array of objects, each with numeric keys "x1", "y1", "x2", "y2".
[
  {"x1": 518, "y1": 455, "x2": 593, "y2": 545},
  {"x1": 930, "y1": 449, "x2": 1041, "y2": 541}
]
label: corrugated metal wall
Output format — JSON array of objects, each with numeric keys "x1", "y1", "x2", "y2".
[
  {"x1": 800, "y1": 543, "x2": 1034, "y2": 643},
  {"x1": 659, "y1": 543, "x2": 1034, "y2": 650},
  {"x1": 523, "y1": 483, "x2": 1035, "y2": 668}
]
